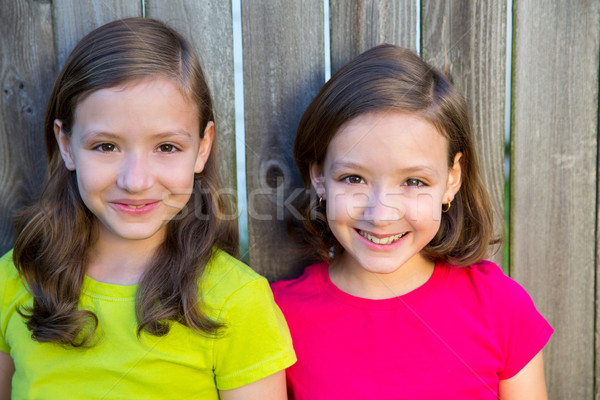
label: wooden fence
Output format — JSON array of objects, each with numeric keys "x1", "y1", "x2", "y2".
[{"x1": 0, "y1": 1, "x2": 598, "y2": 398}]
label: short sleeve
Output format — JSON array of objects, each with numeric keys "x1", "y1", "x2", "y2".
[
  {"x1": 213, "y1": 277, "x2": 296, "y2": 390},
  {"x1": 495, "y1": 272, "x2": 553, "y2": 380}
]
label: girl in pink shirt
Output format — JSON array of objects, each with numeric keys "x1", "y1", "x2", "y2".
[{"x1": 272, "y1": 44, "x2": 552, "y2": 399}]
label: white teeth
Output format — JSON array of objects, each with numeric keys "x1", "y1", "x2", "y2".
[
  {"x1": 359, "y1": 230, "x2": 406, "y2": 244},
  {"x1": 126, "y1": 204, "x2": 145, "y2": 209}
]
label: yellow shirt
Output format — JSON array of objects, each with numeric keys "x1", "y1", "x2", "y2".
[{"x1": 0, "y1": 249, "x2": 295, "y2": 399}]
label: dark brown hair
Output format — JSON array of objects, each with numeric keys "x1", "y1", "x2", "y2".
[
  {"x1": 13, "y1": 18, "x2": 238, "y2": 346},
  {"x1": 293, "y1": 44, "x2": 497, "y2": 266}
]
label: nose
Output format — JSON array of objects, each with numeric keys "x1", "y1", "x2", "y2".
[
  {"x1": 362, "y1": 188, "x2": 404, "y2": 224},
  {"x1": 116, "y1": 152, "x2": 154, "y2": 193}
]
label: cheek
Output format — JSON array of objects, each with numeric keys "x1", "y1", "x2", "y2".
[
  {"x1": 325, "y1": 189, "x2": 368, "y2": 223},
  {"x1": 73, "y1": 169, "x2": 108, "y2": 218},
  {"x1": 157, "y1": 157, "x2": 197, "y2": 187},
  {"x1": 166, "y1": 170, "x2": 196, "y2": 190},
  {"x1": 74, "y1": 163, "x2": 111, "y2": 198},
  {"x1": 163, "y1": 193, "x2": 193, "y2": 216},
  {"x1": 408, "y1": 192, "x2": 443, "y2": 225},
  {"x1": 161, "y1": 171, "x2": 197, "y2": 208}
]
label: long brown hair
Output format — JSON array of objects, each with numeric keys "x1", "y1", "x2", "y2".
[
  {"x1": 13, "y1": 18, "x2": 238, "y2": 346},
  {"x1": 293, "y1": 44, "x2": 498, "y2": 267}
]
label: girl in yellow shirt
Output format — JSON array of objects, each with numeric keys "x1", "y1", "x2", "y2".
[{"x1": 0, "y1": 18, "x2": 295, "y2": 400}]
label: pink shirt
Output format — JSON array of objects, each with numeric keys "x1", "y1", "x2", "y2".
[{"x1": 272, "y1": 260, "x2": 553, "y2": 399}]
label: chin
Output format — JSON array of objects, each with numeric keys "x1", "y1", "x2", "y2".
[
  {"x1": 353, "y1": 256, "x2": 406, "y2": 274},
  {"x1": 105, "y1": 224, "x2": 167, "y2": 243},
  {"x1": 351, "y1": 249, "x2": 428, "y2": 275},
  {"x1": 361, "y1": 262, "x2": 405, "y2": 275}
]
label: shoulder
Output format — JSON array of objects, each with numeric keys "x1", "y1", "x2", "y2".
[
  {"x1": 450, "y1": 259, "x2": 505, "y2": 280},
  {"x1": 447, "y1": 260, "x2": 533, "y2": 306},
  {"x1": 199, "y1": 249, "x2": 273, "y2": 318},
  {"x1": 450, "y1": 261, "x2": 554, "y2": 380},
  {"x1": 202, "y1": 249, "x2": 265, "y2": 291},
  {"x1": 271, "y1": 262, "x2": 325, "y2": 306},
  {"x1": 0, "y1": 250, "x2": 26, "y2": 300},
  {"x1": 206, "y1": 251, "x2": 297, "y2": 389},
  {"x1": 0, "y1": 250, "x2": 30, "y2": 352},
  {"x1": 0, "y1": 250, "x2": 18, "y2": 279},
  {"x1": 447, "y1": 259, "x2": 551, "y2": 321}
]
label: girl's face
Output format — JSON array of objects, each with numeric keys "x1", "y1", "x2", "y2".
[
  {"x1": 55, "y1": 78, "x2": 213, "y2": 248},
  {"x1": 311, "y1": 111, "x2": 462, "y2": 277}
]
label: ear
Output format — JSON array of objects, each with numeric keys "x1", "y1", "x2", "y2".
[
  {"x1": 54, "y1": 120, "x2": 76, "y2": 171},
  {"x1": 194, "y1": 121, "x2": 214, "y2": 173},
  {"x1": 443, "y1": 152, "x2": 463, "y2": 203},
  {"x1": 309, "y1": 163, "x2": 326, "y2": 199}
]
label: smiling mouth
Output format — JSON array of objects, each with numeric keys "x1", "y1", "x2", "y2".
[
  {"x1": 112, "y1": 200, "x2": 160, "y2": 212},
  {"x1": 358, "y1": 230, "x2": 407, "y2": 245},
  {"x1": 125, "y1": 204, "x2": 147, "y2": 209}
]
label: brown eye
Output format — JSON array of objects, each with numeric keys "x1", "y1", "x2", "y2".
[
  {"x1": 98, "y1": 143, "x2": 116, "y2": 152},
  {"x1": 405, "y1": 178, "x2": 424, "y2": 187},
  {"x1": 158, "y1": 144, "x2": 176, "y2": 152},
  {"x1": 344, "y1": 176, "x2": 364, "y2": 184}
]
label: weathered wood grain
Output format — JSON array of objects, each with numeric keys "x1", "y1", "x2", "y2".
[
  {"x1": 422, "y1": 1, "x2": 506, "y2": 266},
  {"x1": 0, "y1": 1, "x2": 56, "y2": 255},
  {"x1": 146, "y1": 0, "x2": 237, "y2": 197},
  {"x1": 511, "y1": 2, "x2": 599, "y2": 399},
  {"x1": 597, "y1": 97, "x2": 600, "y2": 400},
  {"x1": 330, "y1": 0, "x2": 417, "y2": 73},
  {"x1": 53, "y1": 0, "x2": 141, "y2": 69},
  {"x1": 242, "y1": 0, "x2": 324, "y2": 280}
]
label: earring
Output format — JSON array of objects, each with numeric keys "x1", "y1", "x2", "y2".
[
  {"x1": 318, "y1": 196, "x2": 325, "y2": 208},
  {"x1": 442, "y1": 200, "x2": 451, "y2": 213}
]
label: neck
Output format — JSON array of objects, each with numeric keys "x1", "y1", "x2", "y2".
[
  {"x1": 85, "y1": 226, "x2": 165, "y2": 285},
  {"x1": 329, "y1": 253, "x2": 435, "y2": 299}
]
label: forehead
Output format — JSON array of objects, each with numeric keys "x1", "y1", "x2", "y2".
[
  {"x1": 74, "y1": 76, "x2": 194, "y2": 112},
  {"x1": 70, "y1": 77, "x2": 200, "y2": 140},
  {"x1": 326, "y1": 111, "x2": 448, "y2": 163}
]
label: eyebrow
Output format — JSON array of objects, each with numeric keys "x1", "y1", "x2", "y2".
[
  {"x1": 330, "y1": 161, "x2": 440, "y2": 176},
  {"x1": 329, "y1": 161, "x2": 365, "y2": 172},
  {"x1": 82, "y1": 130, "x2": 195, "y2": 142},
  {"x1": 398, "y1": 165, "x2": 440, "y2": 175},
  {"x1": 151, "y1": 131, "x2": 195, "y2": 141}
]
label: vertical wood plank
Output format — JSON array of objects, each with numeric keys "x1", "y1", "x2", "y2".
[
  {"x1": 511, "y1": 2, "x2": 599, "y2": 398},
  {"x1": 0, "y1": 0, "x2": 56, "y2": 255},
  {"x1": 597, "y1": 95, "x2": 600, "y2": 400},
  {"x1": 242, "y1": 0, "x2": 324, "y2": 280},
  {"x1": 53, "y1": 0, "x2": 142, "y2": 69},
  {"x1": 422, "y1": 1, "x2": 506, "y2": 266},
  {"x1": 146, "y1": 1, "x2": 237, "y2": 199},
  {"x1": 330, "y1": 0, "x2": 417, "y2": 73}
]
